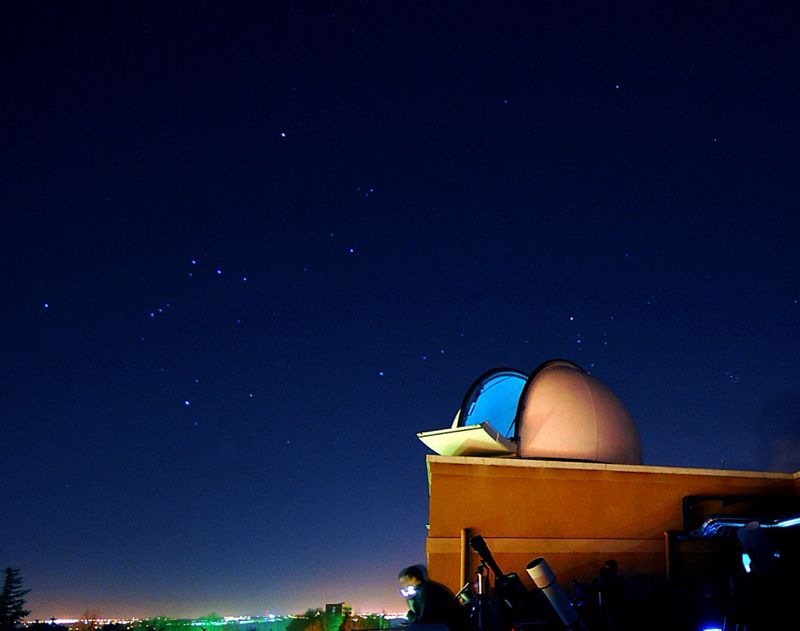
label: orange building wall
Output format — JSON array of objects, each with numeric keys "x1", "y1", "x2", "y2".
[{"x1": 424, "y1": 455, "x2": 799, "y2": 593}]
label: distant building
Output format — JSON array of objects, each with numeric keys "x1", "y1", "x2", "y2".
[
  {"x1": 322, "y1": 604, "x2": 352, "y2": 631},
  {"x1": 323, "y1": 603, "x2": 351, "y2": 618}
]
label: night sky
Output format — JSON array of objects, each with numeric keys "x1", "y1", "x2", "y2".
[{"x1": 2, "y1": 1, "x2": 799, "y2": 620}]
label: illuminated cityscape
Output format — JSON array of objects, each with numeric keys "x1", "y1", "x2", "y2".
[{"x1": 22, "y1": 608, "x2": 408, "y2": 631}]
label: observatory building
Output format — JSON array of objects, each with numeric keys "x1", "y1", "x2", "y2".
[{"x1": 416, "y1": 359, "x2": 800, "y2": 627}]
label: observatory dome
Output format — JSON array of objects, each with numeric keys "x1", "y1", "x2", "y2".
[
  {"x1": 517, "y1": 360, "x2": 642, "y2": 464},
  {"x1": 417, "y1": 359, "x2": 642, "y2": 464}
]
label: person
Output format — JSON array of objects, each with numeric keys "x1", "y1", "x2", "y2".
[{"x1": 398, "y1": 565, "x2": 465, "y2": 630}]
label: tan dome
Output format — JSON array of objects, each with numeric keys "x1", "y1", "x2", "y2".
[{"x1": 517, "y1": 360, "x2": 642, "y2": 464}]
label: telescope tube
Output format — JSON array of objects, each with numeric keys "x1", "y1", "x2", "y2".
[{"x1": 525, "y1": 557, "x2": 586, "y2": 630}]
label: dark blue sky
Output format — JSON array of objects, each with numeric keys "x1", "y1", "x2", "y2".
[{"x1": 2, "y1": 1, "x2": 799, "y2": 619}]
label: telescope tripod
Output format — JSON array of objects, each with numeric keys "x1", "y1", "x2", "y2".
[{"x1": 460, "y1": 560, "x2": 502, "y2": 631}]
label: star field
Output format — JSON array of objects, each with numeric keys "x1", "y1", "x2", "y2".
[{"x1": 2, "y1": 0, "x2": 800, "y2": 621}]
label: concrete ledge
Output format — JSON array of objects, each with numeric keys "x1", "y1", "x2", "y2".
[{"x1": 426, "y1": 454, "x2": 798, "y2": 480}]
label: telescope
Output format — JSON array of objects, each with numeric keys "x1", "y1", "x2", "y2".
[
  {"x1": 526, "y1": 557, "x2": 588, "y2": 631},
  {"x1": 468, "y1": 535, "x2": 529, "y2": 608},
  {"x1": 466, "y1": 536, "x2": 567, "y2": 630},
  {"x1": 466, "y1": 535, "x2": 591, "y2": 631}
]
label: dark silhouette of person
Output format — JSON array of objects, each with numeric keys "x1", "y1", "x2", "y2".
[
  {"x1": 594, "y1": 559, "x2": 626, "y2": 630},
  {"x1": 398, "y1": 565, "x2": 465, "y2": 630}
]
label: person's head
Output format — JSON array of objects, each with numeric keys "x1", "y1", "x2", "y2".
[{"x1": 398, "y1": 565, "x2": 425, "y2": 597}]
